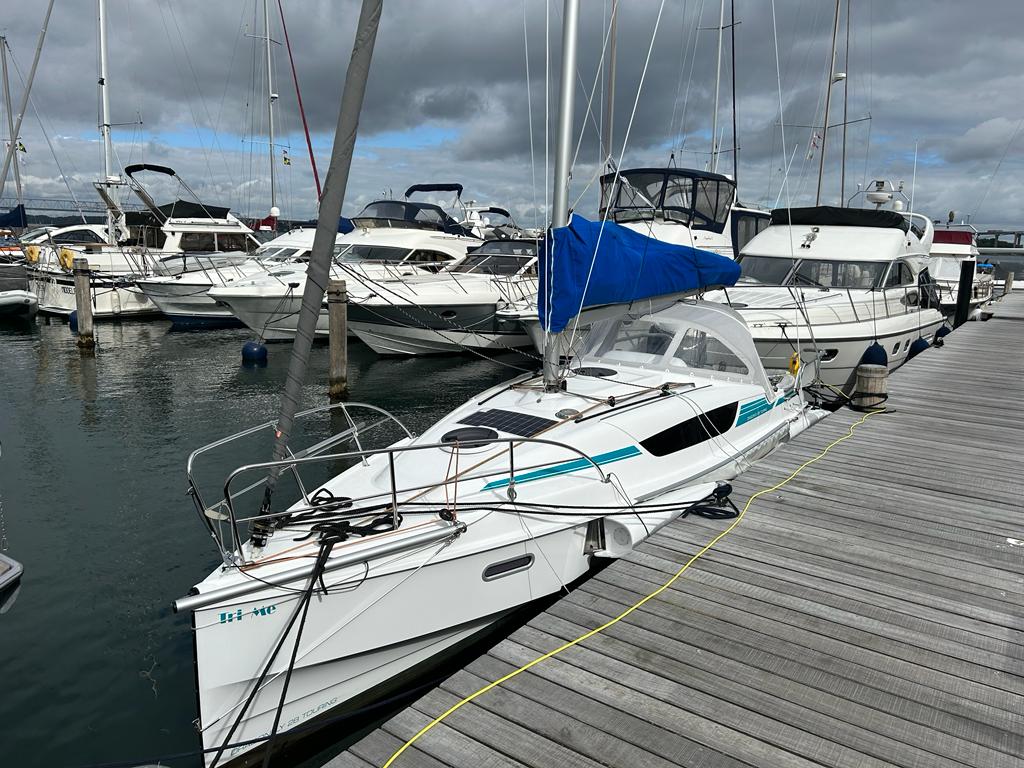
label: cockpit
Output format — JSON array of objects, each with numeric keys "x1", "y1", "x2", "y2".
[{"x1": 598, "y1": 168, "x2": 736, "y2": 234}]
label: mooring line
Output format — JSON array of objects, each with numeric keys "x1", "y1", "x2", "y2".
[{"x1": 381, "y1": 407, "x2": 884, "y2": 767}]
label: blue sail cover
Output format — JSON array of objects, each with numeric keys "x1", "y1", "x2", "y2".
[{"x1": 539, "y1": 214, "x2": 741, "y2": 333}]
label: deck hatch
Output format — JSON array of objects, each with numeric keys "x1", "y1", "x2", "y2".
[{"x1": 457, "y1": 409, "x2": 557, "y2": 437}]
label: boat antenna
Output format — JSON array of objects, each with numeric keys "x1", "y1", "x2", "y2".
[
  {"x1": 253, "y1": 0, "x2": 382, "y2": 542},
  {"x1": 0, "y1": 0, "x2": 54, "y2": 203},
  {"x1": 277, "y1": 0, "x2": 321, "y2": 200},
  {"x1": 542, "y1": 0, "x2": 580, "y2": 390},
  {"x1": 710, "y1": 0, "x2": 725, "y2": 173},
  {"x1": 815, "y1": 0, "x2": 841, "y2": 206}
]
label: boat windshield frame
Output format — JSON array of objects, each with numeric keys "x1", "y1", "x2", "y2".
[
  {"x1": 599, "y1": 168, "x2": 736, "y2": 234},
  {"x1": 350, "y1": 200, "x2": 473, "y2": 237},
  {"x1": 737, "y1": 254, "x2": 892, "y2": 290}
]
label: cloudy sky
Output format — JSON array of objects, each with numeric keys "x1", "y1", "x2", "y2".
[{"x1": 1, "y1": 0, "x2": 1022, "y2": 227}]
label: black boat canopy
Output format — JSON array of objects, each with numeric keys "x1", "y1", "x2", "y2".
[
  {"x1": 404, "y1": 183, "x2": 463, "y2": 199},
  {"x1": 769, "y1": 205, "x2": 909, "y2": 233}
]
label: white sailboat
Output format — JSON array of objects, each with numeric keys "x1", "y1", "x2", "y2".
[{"x1": 175, "y1": 3, "x2": 826, "y2": 765}]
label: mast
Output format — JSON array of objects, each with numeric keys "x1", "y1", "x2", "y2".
[
  {"x1": 815, "y1": 0, "x2": 841, "y2": 206},
  {"x1": 840, "y1": 0, "x2": 850, "y2": 206},
  {"x1": 543, "y1": 0, "x2": 580, "y2": 390},
  {"x1": 97, "y1": 0, "x2": 118, "y2": 243},
  {"x1": 254, "y1": 0, "x2": 382, "y2": 535},
  {"x1": 0, "y1": 38, "x2": 23, "y2": 204},
  {"x1": 263, "y1": 0, "x2": 277, "y2": 214},
  {"x1": 0, "y1": 0, "x2": 54, "y2": 204},
  {"x1": 710, "y1": 0, "x2": 725, "y2": 173},
  {"x1": 601, "y1": 0, "x2": 617, "y2": 169},
  {"x1": 729, "y1": 0, "x2": 738, "y2": 184}
]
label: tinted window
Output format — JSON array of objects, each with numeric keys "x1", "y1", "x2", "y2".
[
  {"x1": 793, "y1": 260, "x2": 885, "y2": 288},
  {"x1": 738, "y1": 255, "x2": 796, "y2": 284},
  {"x1": 217, "y1": 233, "x2": 254, "y2": 252},
  {"x1": 53, "y1": 230, "x2": 103, "y2": 244},
  {"x1": 339, "y1": 245, "x2": 410, "y2": 263},
  {"x1": 452, "y1": 254, "x2": 531, "y2": 275},
  {"x1": 180, "y1": 232, "x2": 216, "y2": 252},
  {"x1": 640, "y1": 402, "x2": 739, "y2": 457},
  {"x1": 405, "y1": 250, "x2": 453, "y2": 264}
]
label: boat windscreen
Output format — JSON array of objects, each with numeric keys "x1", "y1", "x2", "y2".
[
  {"x1": 451, "y1": 254, "x2": 534, "y2": 275},
  {"x1": 739, "y1": 254, "x2": 887, "y2": 288},
  {"x1": 599, "y1": 169, "x2": 735, "y2": 233},
  {"x1": 337, "y1": 244, "x2": 411, "y2": 264},
  {"x1": 351, "y1": 200, "x2": 470, "y2": 235}
]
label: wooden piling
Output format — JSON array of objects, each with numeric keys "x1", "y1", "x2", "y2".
[
  {"x1": 72, "y1": 256, "x2": 95, "y2": 350},
  {"x1": 327, "y1": 279, "x2": 348, "y2": 401},
  {"x1": 1005, "y1": 271, "x2": 1015, "y2": 296}
]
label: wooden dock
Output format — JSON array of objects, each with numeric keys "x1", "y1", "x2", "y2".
[{"x1": 328, "y1": 292, "x2": 1024, "y2": 768}]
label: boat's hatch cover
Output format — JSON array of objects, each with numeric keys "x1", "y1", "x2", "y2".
[{"x1": 457, "y1": 408, "x2": 557, "y2": 437}]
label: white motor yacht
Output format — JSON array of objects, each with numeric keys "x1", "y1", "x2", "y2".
[
  {"x1": 346, "y1": 238, "x2": 538, "y2": 355},
  {"x1": 135, "y1": 229, "x2": 330, "y2": 327},
  {"x1": 929, "y1": 227, "x2": 994, "y2": 320},
  {"x1": 716, "y1": 203, "x2": 946, "y2": 390},
  {"x1": 210, "y1": 197, "x2": 482, "y2": 341}
]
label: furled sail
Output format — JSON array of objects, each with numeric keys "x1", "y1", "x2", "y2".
[{"x1": 539, "y1": 213, "x2": 741, "y2": 333}]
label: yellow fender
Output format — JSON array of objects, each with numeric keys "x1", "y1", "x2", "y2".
[
  {"x1": 788, "y1": 351, "x2": 801, "y2": 376},
  {"x1": 58, "y1": 247, "x2": 77, "y2": 271},
  {"x1": 25, "y1": 244, "x2": 39, "y2": 263}
]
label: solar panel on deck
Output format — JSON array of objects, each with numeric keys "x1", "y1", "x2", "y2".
[{"x1": 457, "y1": 409, "x2": 557, "y2": 437}]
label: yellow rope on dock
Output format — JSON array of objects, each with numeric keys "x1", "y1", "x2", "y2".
[{"x1": 382, "y1": 408, "x2": 884, "y2": 767}]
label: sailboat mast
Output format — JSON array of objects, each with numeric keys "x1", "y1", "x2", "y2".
[
  {"x1": 730, "y1": 0, "x2": 738, "y2": 184},
  {"x1": 0, "y1": 38, "x2": 23, "y2": 204},
  {"x1": 551, "y1": 0, "x2": 580, "y2": 229},
  {"x1": 840, "y1": 0, "x2": 850, "y2": 206},
  {"x1": 602, "y1": 0, "x2": 617, "y2": 169},
  {"x1": 0, "y1": 0, "x2": 54, "y2": 204},
  {"x1": 543, "y1": 0, "x2": 580, "y2": 390},
  {"x1": 815, "y1": 0, "x2": 841, "y2": 206},
  {"x1": 254, "y1": 0, "x2": 382, "y2": 534},
  {"x1": 98, "y1": 0, "x2": 117, "y2": 243},
  {"x1": 710, "y1": 0, "x2": 725, "y2": 173},
  {"x1": 263, "y1": 0, "x2": 277, "y2": 214}
]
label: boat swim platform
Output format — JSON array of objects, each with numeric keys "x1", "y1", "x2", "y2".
[{"x1": 328, "y1": 291, "x2": 1024, "y2": 768}]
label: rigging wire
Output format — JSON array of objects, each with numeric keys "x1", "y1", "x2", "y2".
[
  {"x1": 380, "y1": 408, "x2": 886, "y2": 768},
  {"x1": 970, "y1": 117, "x2": 1024, "y2": 222},
  {"x1": 523, "y1": 1, "x2": 539, "y2": 229}
]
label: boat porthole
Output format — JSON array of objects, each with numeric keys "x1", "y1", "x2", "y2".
[
  {"x1": 441, "y1": 310, "x2": 457, "y2": 320},
  {"x1": 482, "y1": 553, "x2": 534, "y2": 581}
]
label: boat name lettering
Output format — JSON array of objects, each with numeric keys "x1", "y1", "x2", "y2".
[
  {"x1": 218, "y1": 604, "x2": 277, "y2": 624},
  {"x1": 61, "y1": 286, "x2": 75, "y2": 295}
]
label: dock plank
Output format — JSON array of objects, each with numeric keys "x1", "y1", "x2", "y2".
[{"x1": 336, "y1": 291, "x2": 1024, "y2": 767}]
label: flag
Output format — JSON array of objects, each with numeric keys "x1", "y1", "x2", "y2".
[
  {"x1": 282, "y1": 150, "x2": 291, "y2": 166},
  {"x1": 16, "y1": 141, "x2": 26, "y2": 152}
]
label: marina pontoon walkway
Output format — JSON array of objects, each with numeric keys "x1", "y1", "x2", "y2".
[{"x1": 329, "y1": 291, "x2": 1024, "y2": 768}]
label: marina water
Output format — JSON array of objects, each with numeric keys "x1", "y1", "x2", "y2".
[{"x1": 0, "y1": 317, "x2": 515, "y2": 767}]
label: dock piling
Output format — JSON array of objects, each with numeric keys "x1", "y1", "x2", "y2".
[
  {"x1": 953, "y1": 259, "x2": 973, "y2": 327},
  {"x1": 72, "y1": 257, "x2": 95, "y2": 350},
  {"x1": 1004, "y1": 272, "x2": 1015, "y2": 296},
  {"x1": 328, "y1": 279, "x2": 348, "y2": 401}
]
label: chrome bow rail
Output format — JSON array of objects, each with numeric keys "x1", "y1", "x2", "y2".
[{"x1": 187, "y1": 402, "x2": 610, "y2": 566}]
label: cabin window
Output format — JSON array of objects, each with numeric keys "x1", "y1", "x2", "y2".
[
  {"x1": 180, "y1": 232, "x2": 216, "y2": 252},
  {"x1": 52, "y1": 229, "x2": 104, "y2": 245},
  {"x1": 339, "y1": 244, "x2": 410, "y2": 263},
  {"x1": 598, "y1": 319, "x2": 677, "y2": 365},
  {"x1": 640, "y1": 402, "x2": 739, "y2": 457},
  {"x1": 482, "y1": 554, "x2": 534, "y2": 581},
  {"x1": 216, "y1": 233, "x2": 254, "y2": 253},
  {"x1": 452, "y1": 254, "x2": 531, "y2": 275},
  {"x1": 406, "y1": 250, "x2": 453, "y2": 264},
  {"x1": 792, "y1": 259, "x2": 885, "y2": 288},
  {"x1": 670, "y1": 329, "x2": 749, "y2": 374},
  {"x1": 738, "y1": 255, "x2": 796, "y2": 284},
  {"x1": 734, "y1": 213, "x2": 769, "y2": 251}
]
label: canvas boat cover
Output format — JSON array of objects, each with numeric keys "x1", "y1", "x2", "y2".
[
  {"x1": 539, "y1": 214, "x2": 741, "y2": 333},
  {"x1": 770, "y1": 205, "x2": 909, "y2": 233}
]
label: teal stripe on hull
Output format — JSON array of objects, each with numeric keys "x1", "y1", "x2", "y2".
[{"x1": 481, "y1": 445, "x2": 642, "y2": 491}]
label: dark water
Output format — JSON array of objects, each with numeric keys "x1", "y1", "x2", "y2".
[{"x1": 0, "y1": 317, "x2": 517, "y2": 768}]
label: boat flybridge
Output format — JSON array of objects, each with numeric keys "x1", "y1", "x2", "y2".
[
  {"x1": 209, "y1": 192, "x2": 484, "y2": 341},
  {"x1": 26, "y1": 164, "x2": 261, "y2": 318},
  {"x1": 176, "y1": 214, "x2": 826, "y2": 766},
  {"x1": 929, "y1": 225, "x2": 994, "y2": 321},
  {"x1": 714, "y1": 196, "x2": 946, "y2": 391},
  {"x1": 501, "y1": 167, "x2": 772, "y2": 353},
  {"x1": 346, "y1": 238, "x2": 538, "y2": 355}
]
